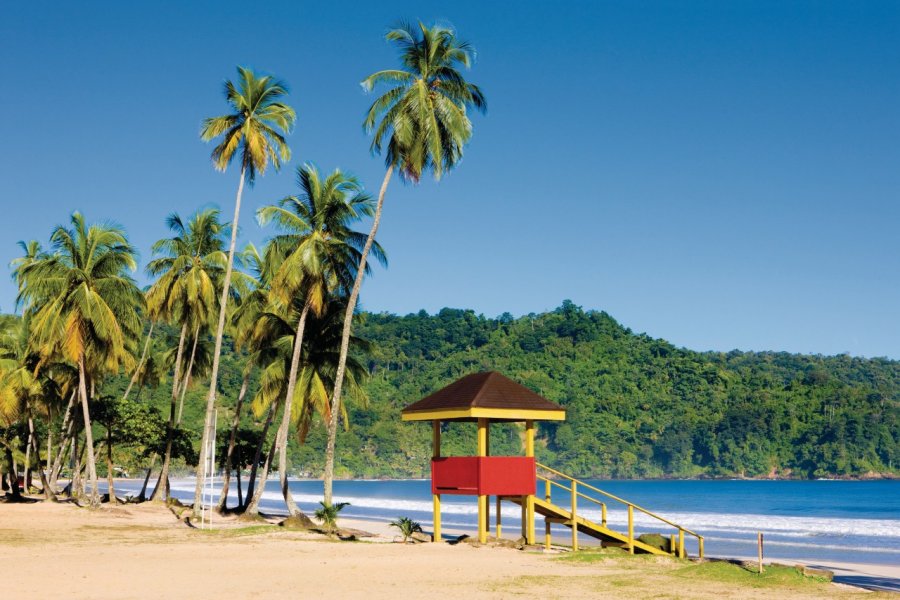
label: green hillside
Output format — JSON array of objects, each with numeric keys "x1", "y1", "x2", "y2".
[{"x1": 109, "y1": 301, "x2": 898, "y2": 480}]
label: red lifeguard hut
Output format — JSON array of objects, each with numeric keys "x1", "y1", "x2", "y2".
[{"x1": 401, "y1": 371, "x2": 566, "y2": 544}]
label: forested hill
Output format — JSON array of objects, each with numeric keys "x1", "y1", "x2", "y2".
[
  {"x1": 92, "y1": 301, "x2": 898, "y2": 481},
  {"x1": 312, "y1": 301, "x2": 898, "y2": 480}
]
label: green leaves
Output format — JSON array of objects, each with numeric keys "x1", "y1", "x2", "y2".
[
  {"x1": 201, "y1": 67, "x2": 296, "y2": 183},
  {"x1": 362, "y1": 21, "x2": 486, "y2": 182}
]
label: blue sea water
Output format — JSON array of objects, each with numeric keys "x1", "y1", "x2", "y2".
[{"x1": 114, "y1": 477, "x2": 899, "y2": 566}]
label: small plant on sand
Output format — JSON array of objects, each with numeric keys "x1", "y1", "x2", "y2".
[
  {"x1": 315, "y1": 501, "x2": 350, "y2": 537},
  {"x1": 390, "y1": 517, "x2": 423, "y2": 543}
]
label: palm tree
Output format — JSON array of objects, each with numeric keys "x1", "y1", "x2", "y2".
[
  {"x1": 243, "y1": 295, "x2": 369, "y2": 516},
  {"x1": 257, "y1": 164, "x2": 382, "y2": 515},
  {"x1": 217, "y1": 243, "x2": 274, "y2": 512},
  {"x1": 323, "y1": 21, "x2": 486, "y2": 503},
  {"x1": 145, "y1": 209, "x2": 227, "y2": 501},
  {"x1": 196, "y1": 66, "x2": 296, "y2": 515},
  {"x1": 18, "y1": 213, "x2": 143, "y2": 506}
]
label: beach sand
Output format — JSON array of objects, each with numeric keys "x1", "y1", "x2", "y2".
[{"x1": 0, "y1": 499, "x2": 895, "y2": 599}]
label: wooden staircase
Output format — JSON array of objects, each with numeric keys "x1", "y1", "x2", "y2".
[{"x1": 509, "y1": 463, "x2": 704, "y2": 558}]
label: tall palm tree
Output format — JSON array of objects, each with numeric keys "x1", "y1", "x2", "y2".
[
  {"x1": 145, "y1": 208, "x2": 227, "y2": 501},
  {"x1": 323, "y1": 21, "x2": 486, "y2": 503},
  {"x1": 242, "y1": 295, "x2": 369, "y2": 516},
  {"x1": 18, "y1": 213, "x2": 143, "y2": 506},
  {"x1": 196, "y1": 66, "x2": 296, "y2": 515},
  {"x1": 257, "y1": 163, "x2": 383, "y2": 515},
  {"x1": 217, "y1": 243, "x2": 274, "y2": 511}
]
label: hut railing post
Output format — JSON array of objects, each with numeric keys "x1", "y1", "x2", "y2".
[
  {"x1": 628, "y1": 504, "x2": 635, "y2": 554},
  {"x1": 571, "y1": 481, "x2": 578, "y2": 552}
]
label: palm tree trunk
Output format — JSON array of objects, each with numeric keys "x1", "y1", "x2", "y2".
[
  {"x1": 246, "y1": 418, "x2": 279, "y2": 517},
  {"x1": 123, "y1": 322, "x2": 155, "y2": 402},
  {"x1": 151, "y1": 322, "x2": 188, "y2": 502},
  {"x1": 69, "y1": 434, "x2": 81, "y2": 497},
  {"x1": 138, "y1": 454, "x2": 157, "y2": 501},
  {"x1": 323, "y1": 164, "x2": 393, "y2": 504},
  {"x1": 176, "y1": 326, "x2": 200, "y2": 425},
  {"x1": 77, "y1": 358, "x2": 100, "y2": 506},
  {"x1": 27, "y1": 413, "x2": 53, "y2": 501},
  {"x1": 217, "y1": 371, "x2": 249, "y2": 511},
  {"x1": 4, "y1": 446, "x2": 22, "y2": 501},
  {"x1": 24, "y1": 429, "x2": 31, "y2": 493},
  {"x1": 277, "y1": 302, "x2": 310, "y2": 516},
  {"x1": 243, "y1": 402, "x2": 275, "y2": 511},
  {"x1": 105, "y1": 427, "x2": 116, "y2": 504},
  {"x1": 235, "y1": 451, "x2": 243, "y2": 507},
  {"x1": 46, "y1": 420, "x2": 53, "y2": 484},
  {"x1": 196, "y1": 163, "x2": 246, "y2": 516},
  {"x1": 49, "y1": 391, "x2": 77, "y2": 491}
]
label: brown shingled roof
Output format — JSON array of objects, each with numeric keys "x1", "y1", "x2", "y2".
[{"x1": 402, "y1": 371, "x2": 565, "y2": 416}]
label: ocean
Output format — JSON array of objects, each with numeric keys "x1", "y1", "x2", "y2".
[{"x1": 113, "y1": 477, "x2": 899, "y2": 566}]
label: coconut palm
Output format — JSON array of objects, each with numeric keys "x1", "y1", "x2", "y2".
[
  {"x1": 145, "y1": 208, "x2": 227, "y2": 501},
  {"x1": 17, "y1": 213, "x2": 143, "y2": 506},
  {"x1": 243, "y1": 295, "x2": 369, "y2": 517},
  {"x1": 323, "y1": 21, "x2": 486, "y2": 503},
  {"x1": 196, "y1": 67, "x2": 296, "y2": 514},
  {"x1": 217, "y1": 243, "x2": 276, "y2": 511},
  {"x1": 256, "y1": 163, "x2": 383, "y2": 515}
]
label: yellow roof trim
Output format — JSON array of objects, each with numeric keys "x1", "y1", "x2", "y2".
[{"x1": 401, "y1": 407, "x2": 566, "y2": 422}]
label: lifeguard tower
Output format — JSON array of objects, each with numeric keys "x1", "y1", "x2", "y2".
[{"x1": 402, "y1": 371, "x2": 705, "y2": 557}]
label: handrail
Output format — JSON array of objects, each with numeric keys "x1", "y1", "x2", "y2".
[
  {"x1": 536, "y1": 463, "x2": 703, "y2": 558},
  {"x1": 537, "y1": 463, "x2": 701, "y2": 538}
]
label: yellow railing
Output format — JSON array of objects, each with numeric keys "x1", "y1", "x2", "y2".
[{"x1": 536, "y1": 462, "x2": 704, "y2": 558}]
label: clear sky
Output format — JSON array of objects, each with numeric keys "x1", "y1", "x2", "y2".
[{"x1": 1, "y1": 1, "x2": 897, "y2": 358}]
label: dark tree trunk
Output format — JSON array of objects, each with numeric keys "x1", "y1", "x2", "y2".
[
  {"x1": 243, "y1": 402, "x2": 275, "y2": 511},
  {"x1": 4, "y1": 446, "x2": 22, "y2": 501},
  {"x1": 217, "y1": 372, "x2": 249, "y2": 512},
  {"x1": 105, "y1": 428, "x2": 116, "y2": 504},
  {"x1": 245, "y1": 432, "x2": 278, "y2": 517},
  {"x1": 235, "y1": 450, "x2": 243, "y2": 508},
  {"x1": 138, "y1": 468, "x2": 152, "y2": 501},
  {"x1": 27, "y1": 413, "x2": 54, "y2": 501}
]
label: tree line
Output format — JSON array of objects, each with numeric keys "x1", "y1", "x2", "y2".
[{"x1": 0, "y1": 21, "x2": 487, "y2": 520}]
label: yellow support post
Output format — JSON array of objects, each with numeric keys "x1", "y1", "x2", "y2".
[
  {"x1": 432, "y1": 420, "x2": 441, "y2": 543},
  {"x1": 678, "y1": 529, "x2": 685, "y2": 559},
  {"x1": 525, "y1": 420, "x2": 536, "y2": 544},
  {"x1": 601, "y1": 502, "x2": 607, "y2": 527},
  {"x1": 544, "y1": 479, "x2": 552, "y2": 550},
  {"x1": 627, "y1": 504, "x2": 635, "y2": 555},
  {"x1": 477, "y1": 418, "x2": 488, "y2": 544},
  {"x1": 571, "y1": 481, "x2": 578, "y2": 552},
  {"x1": 496, "y1": 496, "x2": 502, "y2": 538},
  {"x1": 433, "y1": 495, "x2": 441, "y2": 542},
  {"x1": 699, "y1": 536, "x2": 705, "y2": 559},
  {"x1": 545, "y1": 519, "x2": 551, "y2": 550},
  {"x1": 670, "y1": 533, "x2": 676, "y2": 556}
]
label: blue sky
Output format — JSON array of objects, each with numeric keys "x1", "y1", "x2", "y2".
[{"x1": 1, "y1": 1, "x2": 898, "y2": 358}]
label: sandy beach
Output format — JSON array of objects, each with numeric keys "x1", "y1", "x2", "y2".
[{"x1": 1, "y1": 499, "x2": 896, "y2": 599}]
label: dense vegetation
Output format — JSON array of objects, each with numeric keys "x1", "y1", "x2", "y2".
[{"x1": 56, "y1": 301, "x2": 895, "y2": 482}]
